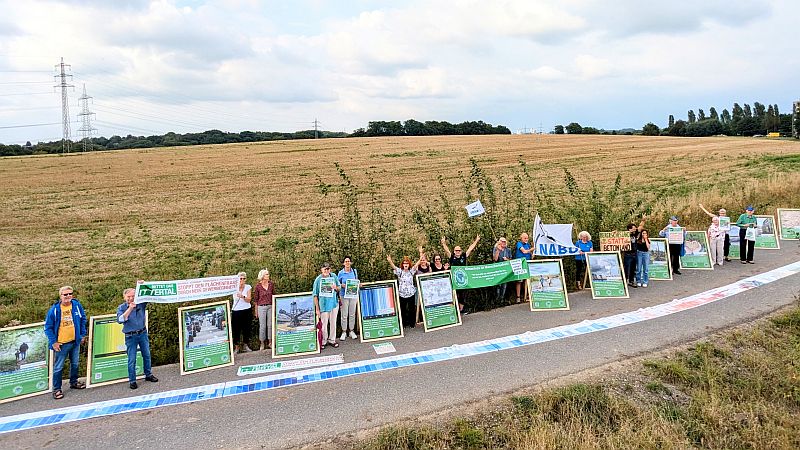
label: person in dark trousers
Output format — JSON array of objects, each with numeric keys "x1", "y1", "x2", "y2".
[
  {"x1": 117, "y1": 286, "x2": 158, "y2": 389},
  {"x1": 659, "y1": 216, "x2": 686, "y2": 275},
  {"x1": 736, "y1": 205, "x2": 758, "y2": 264},
  {"x1": 441, "y1": 235, "x2": 480, "y2": 313},
  {"x1": 624, "y1": 217, "x2": 646, "y2": 287},
  {"x1": 699, "y1": 203, "x2": 731, "y2": 261}
]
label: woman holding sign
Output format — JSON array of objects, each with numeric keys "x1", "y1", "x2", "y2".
[
  {"x1": 387, "y1": 255, "x2": 420, "y2": 328},
  {"x1": 699, "y1": 204, "x2": 731, "y2": 261},
  {"x1": 313, "y1": 263, "x2": 341, "y2": 349},
  {"x1": 337, "y1": 257, "x2": 359, "y2": 341},
  {"x1": 231, "y1": 272, "x2": 253, "y2": 353},
  {"x1": 707, "y1": 217, "x2": 725, "y2": 266},
  {"x1": 736, "y1": 205, "x2": 758, "y2": 264}
]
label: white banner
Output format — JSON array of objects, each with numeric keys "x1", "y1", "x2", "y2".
[
  {"x1": 237, "y1": 354, "x2": 344, "y2": 376},
  {"x1": 134, "y1": 275, "x2": 240, "y2": 304},
  {"x1": 465, "y1": 200, "x2": 485, "y2": 218},
  {"x1": 532, "y1": 214, "x2": 581, "y2": 256}
]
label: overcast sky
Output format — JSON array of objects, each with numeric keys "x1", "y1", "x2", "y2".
[{"x1": 1, "y1": 0, "x2": 798, "y2": 144}]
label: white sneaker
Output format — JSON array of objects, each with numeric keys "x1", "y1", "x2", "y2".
[
  {"x1": 642, "y1": 283, "x2": 648, "y2": 288},
  {"x1": 339, "y1": 332, "x2": 347, "y2": 341},
  {"x1": 637, "y1": 282, "x2": 642, "y2": 287},
  {"x1": 348, "y1": 331, "x2": 358, "y2": 340}
]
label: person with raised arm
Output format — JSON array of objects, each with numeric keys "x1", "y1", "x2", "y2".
[
  {"x1": 387, "y1": 254, "x2": 420, "y2": 328},
  {"x1": 441, "y1": 234, "x2": 480, "y2": 313}
]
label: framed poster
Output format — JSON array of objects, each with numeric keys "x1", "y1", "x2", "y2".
[
  {"x1": 647, "y1": 238, "x2": 672, "y2": 281},
  {"x1": 0, "y1": 322, "x2": 52, "y2": 404},
  {"x1": 528, "y1": 259, "x2": 570, "y2": 311},
  {"x1": 777, "y1": 208, "x2": 800, "y2": 240},
  {"x1": 417, "y1": 271, "x2": 462, "y2": 332},
  {"x1": 357, "y1": 280, "x2": 403, "y2": 342},
  {"x1": 680, "y1": 231, "x2": 714, "y2": 270},
  {"x1": 728, "y1": 225, "x2": 741, "y2": 259},
  {"x1": 177, "y1": 301, "x2": 234, "y2": 375},
  {"x1": 586, "y1": 251, "x2": 629, "y2": 299},
  {"x1": 86, "y1": 313, "x2": 148, "y2": 388},
  {"x1": 272, "y1": 292, "x2": 319, "y2": 359},
  {"x1": 667, "y1": 226, "x2": 685, "y2": 245},
  {"x1": 718, "y1": 216, "x2": 731, "y2": 232},
  {"x1": 343, "y1": 279, "x2": 360, "y2": 300},
  {"x1": 754, "y1": 215, "x2": 780, "y2": 249}
]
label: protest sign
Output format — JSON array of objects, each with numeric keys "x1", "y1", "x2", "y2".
[
  {"x1": 343, "y1": 279, "x2": 359, "y2": 300},
  {"x1": 450, "y1": 258, "x2": 529, "y2": 290},
  {"x1": 532, "y1": 214, "x2": 580, "y2": 256},
  {"x1": 178, "y1": 301, "x2": 234, "y2": 374},
  {"x1": 135, "y1": 275, "x2": 239, "y2": 304},
  {"x1": 667, "y1": 226, "x2": 685, "y2": 245},
  {"x1": 586, "y1": 252, "x2": 629, "y2": 299},
  {"x1": 718, "y1": 216, "x2": 731, "y2": 232},
  {"x1": 777, "y1": 208, "x2": 800, "y2": 240},
  {"x1": 358, "y1": 280, "x2": 403, "y2": 342},
  {"x1": 755, "y1": 215, "x2": 780, "y2": 249},
  {"x1": 465, "y1": 200, "x2": 485, "y2": 218},
  {"x1": 599, "y1": 231, "x2": 632, "y2": 252},
  {"x1": 272, "y1": 292, "x2": 319, "y2": 359},
  {"x1": 647, "y1": 238, "x2": 672, "y2": 280},
  {"x1": 417, "y1": 271, "x2": 461, "y2": 332},
  {"x1": 86, "y1": 313, "x2": 146, "y2": 388},
  {"x1": 680, "y1": 231, "x2": 713, "y2": 270},
  {"x1": 0, "y1": 322, "x2": 51, "y2": 404},
  {"x1": 528, "y1": 259, "x2": 570, "y2": 311}
]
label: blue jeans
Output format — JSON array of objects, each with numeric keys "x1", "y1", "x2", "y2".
[
  {"x1": 53, "y1": 340, "x2": 80, "y2": 390},
  {"x1": 125, "y1": 331, "x2": 153, "y2": 382},
  {"x1": 636, "y1": 251, "x2": 650, "y2": 285}
]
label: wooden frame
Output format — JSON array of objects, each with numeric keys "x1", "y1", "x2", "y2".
[
  {"x1": 271, "y1": 292, "x2": 320, "y2": 359},
  {"x1": 357, "y1": 280, "x2": 404, "y2": 343},
  {"x1": 647, "y1": 238, "x2": 673, "y2": 281},
  {"x1": 777, "y1": 208, "x2": 800, "y2": 241},
  {"x1": 586, "y1": 251, "x2": 630, "y2": 299},
  {"x1": 177, "y1": 300, "x2": 234, "y2": 375},
  {"x1": 528, "y1": 259, "x2": 570, "y2": 311},
  {"x1": 86, "y1": 312, "x2": 149, "y2": 388},
  {"x1": 416, "y1": 271, "x2": 462, "y2": 332},
  {"x1": 680, "y1": 231, "x2": 714, "y2": 270},
  {"x1": 755, "y1": 214, "x2": 780, "y2": 249},
  {"x1": 0, "y1": 321, "x2": 52, "y2": 404}
]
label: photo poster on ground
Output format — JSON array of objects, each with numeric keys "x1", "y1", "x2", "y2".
[
  {"x1": 680, "y1": 231, "x2": 714, "y2": 270},
  {"x1": 177, "y1": 300, "x2": 234, "y2": 374},
  {"x1": 599, "y1": 231, "x2": 631, "y2": 252},
  {"x1": 755, "y1": 215, "x2": 780, "y2": 249},
  {"x1": 0, "y1": 322, "x2": 52, "y2": 404},
  {"x1": 776, "y1": 208, "x2": 800, "y2": 240},
  {"x1": 647, "y1": 238, "x2": 672, "y2": 280},
  {"x1": 272, "y1": 292, "x2": 319, "y2": 359},
  {"x1": 417, "y1": 271, "x2": 462, "y2": 332},
  {"x1": 527, "y1": 259, "x2": 570, "y2": 311},
  {"x1": 586, "y1": 251, "x2": 629, "y2": 299},
  {"x1": 86, "y1": 312, "x2": 148, "y2": 388},
  {"x1": 357, "y1": 280, "x2": 403, "y2": 343}
]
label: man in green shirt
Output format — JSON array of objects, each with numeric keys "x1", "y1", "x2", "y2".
[{"x1": 736, "y1": 205, "x2": 758, "y2": 264}]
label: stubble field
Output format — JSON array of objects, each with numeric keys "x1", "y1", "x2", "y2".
[{"x1": 1, "y1": 134, "x2": 800, "y2": 329}]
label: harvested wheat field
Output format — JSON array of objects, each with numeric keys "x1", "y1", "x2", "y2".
[{"x1": 1, "y1": 134, "x2": 799, "y2": 324}]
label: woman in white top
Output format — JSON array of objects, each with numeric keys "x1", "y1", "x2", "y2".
[
  {"x1": 231, "y1": 271, "x2": 253, "y2": 353},
  {"x1": 387, "y1": 254, "x2": 420, "y2": 328},
  {"x1": 707, "y1": 216, "x2": 725, "y2": 266}
]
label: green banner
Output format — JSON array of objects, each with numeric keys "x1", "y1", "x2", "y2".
[
  {"x1": 0, "y1": 323, "x2": 51, "y2": 403},
  {"x1": 272, "y1": 293, "x2": 319, "y2": 358},
  {"x1": 777, "y1": 208, "x2": 800, "y2": 240},
  {"x1": 450, "y1": 258, "x2": 529, "y2": 290},
  {"x1": 586, "y1": 252, "x2": 629, "y2": 299},
  {"x1": 528, "y1": 260, "x2": 569, "y2": 311},
  {"x1": 418, "y1": 271, "x2": 461, "y2": 331},
  {"x1": 680, "y1": 231, "x2": 713, "y2": 269},
  {"x1": 647, "y1": 238, "x2": 672, "y2": 280},
  {"x1": 179, "y1": 301, "x2": 234, "y2": 374},
  {"x1": 755, "y1": 215, "x2": 779, "y2": 249},
  {"x1": 358, "y1": 281, "x2": 402, "y2": 341},
  {"x1": 87, "y1": 315, "x2": 143, "y2": 387}
]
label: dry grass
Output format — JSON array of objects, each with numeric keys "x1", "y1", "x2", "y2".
[{"x1": 0, "y1": 134, "x2": 799, "y2": 326}]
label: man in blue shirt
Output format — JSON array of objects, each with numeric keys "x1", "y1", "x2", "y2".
[{"x1": 117, "y1": 286, "x2": 158, "y2": 389}]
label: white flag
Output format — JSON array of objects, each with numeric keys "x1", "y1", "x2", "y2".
[
  {"x1": 465, "y1": 200, "x2": 485, "y2": 218},
  {"x1": 532, "y1": 214, "x2": 581, "y2": 256}
]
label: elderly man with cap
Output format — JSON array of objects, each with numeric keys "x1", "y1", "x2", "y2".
[
  {"x1": 117, "y1": 285, "x2": 158, "y2": 389},
  {"x1": 659, "y1": 216, "x2": 686, "y2": 275},
  {"x1": 45, "y1": 285, "x2": 88, "y2": 399},
  {"x1": 736, "y1": 205, "x2": 758, "y2": 264},
  {"x1": 312, "y1": 262, "x2": 341, "y2": 349}
]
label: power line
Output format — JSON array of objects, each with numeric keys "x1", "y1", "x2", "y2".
[
  {"x1": 54, "y1": 57, "x2": 74, "y2": 153},
  {"x1": 77, "y1": 84, "x2": 97, "y2": 152},
  {"x1": 0, "y1": 122, "x2": 62, "y2": 129}
]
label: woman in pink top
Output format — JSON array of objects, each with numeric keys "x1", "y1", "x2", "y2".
[{"x1": 252, "y1": 269, "x2": 275, "y2": 350}]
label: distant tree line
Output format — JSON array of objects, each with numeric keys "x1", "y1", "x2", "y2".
[
  {"x1": 350, "y1": 119, "x2": 511, "y2": 137},
  {"x1": 654, "y1": 101, "x2": 795, "y2": 137},
  {"x1": 553, "y1": 123, "x2": 634, "y2": 135}
]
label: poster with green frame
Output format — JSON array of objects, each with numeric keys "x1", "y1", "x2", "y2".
[
  {"x1": 528, "y1": 259, "x2": 570, "y2": 311},
  {"x1": 86, "y1": 313, "x2": 147, "y2": 388},
  {"x1": 178, "y1": 301, "x2": 234, "y2": 375},
  {"x1": 272, "y1": 292, "x2": 320, "y2": 359},
  {"x1": 647, "y1": 238, "x2": 672, "y2": 280},
  {"x1": 754, "y1": 215, "x2": 780, "y2": 249},
  {"x1": 417, "y1": 271, "x2": 462, "y2": 332},
  {"x1": 777, "y1": 208, "x2": 800, "y2": 240},
  {"x1": 0, "y1": 322, "x2": 52, "y2": 404},
  {"x1": 357, "y1": 280, "x2": 403, "y2": 342},
  {"x1": 586, "y1": 251, "x2": 629, "y2": 299},
  {"x1": 680, "y1": 231, "x2": 714, "y2": 270}
]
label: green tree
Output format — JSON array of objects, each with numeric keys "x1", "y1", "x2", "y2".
[
  {"x1": 642, "y1": 122, "x2": 660, "y2": 136},
  {"x1": 698, "y1": 109, "x2": 706, "y2": 121},
  {"x1": 688, "y1": 110, "x2": 696, "y2": 123},
  {"x1": 744, "y1": 104, "x2": 752, "y2": 118},
  {"x1": 667, "y1": 120, "x2": 687, "y2": 136},
  {"x1": 565, "y1": 122, "x2": 583, "y2": 134},
  {"x1": 721, "y1": 109, "x2": 731, "y2": 124},
  {"x1": 732, "y1": 103, "x2": 744, "y2": 124},
  {"x1": 668, "y1": 115, "x2": 675, "y2": 128},
  {"x1": 554, "y1": 125, "x2": 565, "y2": 134},
  {"x1": 709, "y1": 107, "x2": 718, "y2": 121},
  {"x1": 753, "y1": 102, "x2": 766, "y2": 120}
]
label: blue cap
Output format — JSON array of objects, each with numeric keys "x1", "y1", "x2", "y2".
[
  {"x1": 745, "y1": 205, "x2": 754, "y2": 211},
  {"x1": 669, "y1": 215, "x2": 679, "y2": 221}
]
